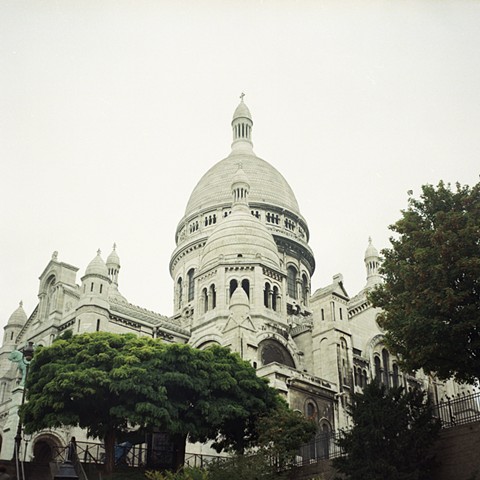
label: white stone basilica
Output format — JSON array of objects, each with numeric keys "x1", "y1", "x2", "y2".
[{"x1": 0, "y1": 98, "x2": 463, "y2": 461}]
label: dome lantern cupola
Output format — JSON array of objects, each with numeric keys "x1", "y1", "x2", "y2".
[
  {"x1": 106, "y1": 243, "x2": 121, "y2": 286},
  {"x1": 231, "y1": 162, "x2": 250, "y2": 209},
  {"x1": 231, "y1": 93, "x2": 253, "y2": 152},
  {"x1": 365, "y1": 237, "x2": 381, "y2": 287}
]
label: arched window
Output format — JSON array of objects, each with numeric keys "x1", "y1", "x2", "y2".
[
  {"x1": 229, "y1": 279, "x2": 238, "y2": 298},
  {"x1": 209, "y1": 284, "x2": 216, "y2": 309},
  {"x1": 287, "y1": 266, "x2": 297, "y2": 299},
  {"x1": 241, "y1": 279, "x2": 250, "y2": 299},
  {"x1": 202, "y1": 288, "x2": 208, "y2": 313},
  {"x1": 302, "y1": 274, "x2": 308, "y2": 304},
  {"x1": 382, "y1": 348, "x2": 390, "y2": 387},
  {"x1": 177, "y1": 277, "x2": 183, "y2": 309},
  {"x1": 187, "y1": 269, "x2": 195, "y2": 302},
  {"x1": 305, "y1": 400, "x2": 317, "y2": 420},
  {"x1": 264, "y1": 282, "x2": 271, "y2": 308},
  {"x1": 363, "y1": 369, "x2": 368, "y2": 387},
  {"x1": 374, "y1": 356, "x2": 382, "y2": 382},
  {"x1": 259, "y1": 340, "x2": 295, "y2": 368},
  {"x1": 272, "y1": 286, "x2": 279, "y2": 311}
]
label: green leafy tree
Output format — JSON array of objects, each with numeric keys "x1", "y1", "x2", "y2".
[
  {"x1": 369, "y1": 181, "x2": 480, "y2": 384},
  {"x1": 333, "y1": 382, "x2": 440, "y2": 480},
  {"x1": 22, "y1": 333, "x2": 170, "y2": 473},
  {"x1": 22, "y1": 333, "x2": 281, "y2": 473},
  {"x1": 256, "y1": 399, "x2": 317, "y2": 464}
]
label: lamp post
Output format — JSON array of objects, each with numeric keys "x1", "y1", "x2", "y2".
[{"x1": 13, "y1": 341, "x2": 35, "y2": 480}]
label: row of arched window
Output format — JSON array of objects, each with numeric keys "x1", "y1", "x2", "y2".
[
  {"x1": 264, "y1": 282, "x2": 279, "y2": 311},
  {"x1": 374, "y1": 349, "x2": 401, "y2": 388},
  {"x1": 177, "y1": 269, "x2": 310, "y2": 312},
  {"x1": 176, "y1": 269, "x2": 196, "y2": 309},
  {"x1": 202, "y1": 285, "x2": 217, "y2": 313},
  {"x1": 204, "y1": 214, "x2": 217, "y2": 226}
]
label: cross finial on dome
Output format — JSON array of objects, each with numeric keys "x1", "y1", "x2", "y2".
[
  {"x1": 113, "y1": 242, "x2": 116, "y2": 250},
  {"x1": 19, "y1": 300, "x2": 23, "y2": 307},
  {"x1": 368, "y1": 236, "x2": 372, "y2": 245},
  {"x1": 97, "y1": 248, "x2": 101, "y2": 256},
  {"x1": 240, "y1": 92, "x2": 245, "y2": 101}
]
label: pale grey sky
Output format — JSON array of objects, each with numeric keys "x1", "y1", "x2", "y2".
[{"x1": 1, "y1": 0, "x2": 479, "y2": 330}]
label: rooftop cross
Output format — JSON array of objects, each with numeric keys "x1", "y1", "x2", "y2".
[{"x1": 240, "y1": 92, "x2": 245, "y2": 101}]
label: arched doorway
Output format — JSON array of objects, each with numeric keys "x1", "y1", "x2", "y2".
[{"x1": 33, "y1": 434, "x2": 62, "y2": 463}]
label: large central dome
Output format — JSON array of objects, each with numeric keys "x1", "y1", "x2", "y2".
[{"x1": 184, "y1": 154, "x2": 300, "y2": 218}]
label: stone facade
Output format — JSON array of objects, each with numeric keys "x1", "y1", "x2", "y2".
[{"x1": 0, "y1": 98, "x2": 467, "y2": 461}]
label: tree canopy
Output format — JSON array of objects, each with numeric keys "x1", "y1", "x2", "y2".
[
  {"x1": 369, "y1": 181, "x2": 480, "y2": 384},
  {"x1": 22, "y1": 332, "x2": 282, "y2": 472},
  {"x1": 333, "y1": 382, "x2": 440, "y2": 480}
]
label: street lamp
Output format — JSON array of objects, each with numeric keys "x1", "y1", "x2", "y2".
[{"x1": 13, "y1": 341, "x2": 35, "y2": 480}]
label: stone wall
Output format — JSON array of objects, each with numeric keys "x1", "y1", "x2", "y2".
[{"x1": 431, "y1": 421, "x2": 480, "y2": 480}]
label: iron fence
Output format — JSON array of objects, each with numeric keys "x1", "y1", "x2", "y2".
[
  {"x1": 433, "y1": 391, "x2": 480, "y2": 428},
  {"x1": 295, "y1": 431, "x2": 344, "y2": 466}
]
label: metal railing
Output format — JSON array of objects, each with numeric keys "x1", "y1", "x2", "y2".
[
  {"x1": 433, "y1": 391, "x2": 480, "y2": 428},
  {"x1": 295, "y1": 431, "x2": 344, "y2": 466}
]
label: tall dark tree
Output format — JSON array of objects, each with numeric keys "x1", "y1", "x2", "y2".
[
  {"x1": 21, "y1": 333, "x2": 281, "y2": 472},
  {"x1": 369, "y1": 181, "x2": 480, "y2": 384},
  {"x1": 333, "y1": 382, "x2": 440, "y2": 480}
]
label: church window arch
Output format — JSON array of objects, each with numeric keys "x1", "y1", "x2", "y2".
[
  {"x1": 374, "y1": 355, "x2": 382, "y2": 382},
  {"x1": 229, "y1": 279, "x2": 238, "y2": 298},
  {"x1": 382, "y1": 348, "x2": 390, "y2": 386},
  {"x1": 90, "y1": 282, "x2": 94, "y2": 292},
  {"x1": 305, "y1": 399, "x2": 318, "y2": 421},
  {"x1": 287, "y1": 266, "x2": 297, "y2": 299},
  {"x1": 241, "y1": 279, "x2": 250, "y2": 299},
  {"x1": 187, "y1": 268, "x2": 195, "y2": 302},
  {"x1": 177, "y1": 277, "x2": 183, "y2": 309},
  {"x1": 209, "y1": 284, "x2": 216, "y2": 309},
  {"x1": 259, "y1": 339, "x2": 295, "y2": 368},
  {"x1": 301, "y1": 274, "x2": 308, "y2": 304},
  {"x1": 264, "y1": 282, "x2": 271, "y2": 308},
  {"x1": 202, "y1": 288, "x2": 208, "y2": 313},
  {"x1": 363, "y1": 368, "x2": 368, "y2": 386},
  {"x1": 272, "y1": 285, "x2": 279, "y2": 311}
]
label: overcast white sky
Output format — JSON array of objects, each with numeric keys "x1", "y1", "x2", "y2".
[{"x1": 1, "y1": 0, "x2": 479, "y2": 330}]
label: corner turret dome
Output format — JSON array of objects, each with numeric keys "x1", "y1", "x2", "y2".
[
  {"x1": 85, "y1": 250, "x2": 109, "y2": 278},
  {"x1": 106, "y1": 244, "x2": 120, "y2": 268},
  {"x1": 7, "y1": 301, "x2": 27, "y2": 327},
  {"x1": 232, "y1": 98, "x2": 252, "y2": 121},
  {"x1": 364, "y1": 237, "x2": 379, "y2": 259}
]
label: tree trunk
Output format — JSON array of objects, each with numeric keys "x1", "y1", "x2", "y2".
[
  {"x1": 104, "y1": 429, "x2": 116, "y2": 475},
  {"x1": 172, "y1": 433, "x2": 187, "y2": 471}
]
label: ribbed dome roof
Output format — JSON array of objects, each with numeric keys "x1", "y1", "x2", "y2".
[
  {"x1": 230, "y1": 286, "x2": 250, "y2": 308},
  {"x1": 185, "y1": 154, "x2": 300, "y2": 218},
  {"x1": 7, "y1": 301, "x2": 27, "y2": 327},
  {"x1": 232, "y1": 100, "x2": 252, "y2": 121},
  {"x1": 200, "y1": 206, "x2": 280, "y2": 271},
  {"x1": 365, "y1": 238, "x2": 379, "y2": 259},
  {"x1": 85, "y1": 250, "x2": 109, "y2": 277},
  {"x1": 106, "y1": 244, "x2": 120, "y2": 267}
]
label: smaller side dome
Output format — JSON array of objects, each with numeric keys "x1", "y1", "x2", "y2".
[
  {"x1": 7, "y1": 301, "x2": 27, "y2": 327},
  {"x1": 364, "y1": 237, "x2": 379, "y2": 259},
  {"x1": 230, "y1": 286, "x2": 250, "y2": 308},
  {"x1": 106, "y1": 243, "x2": 120, "y2": 268},
  {"x1": 232, "y1": 97, "x2": 252, "y2": 121},
  {"x1": 85, "y1": 249, "x2": 109, "y2": 277}
]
